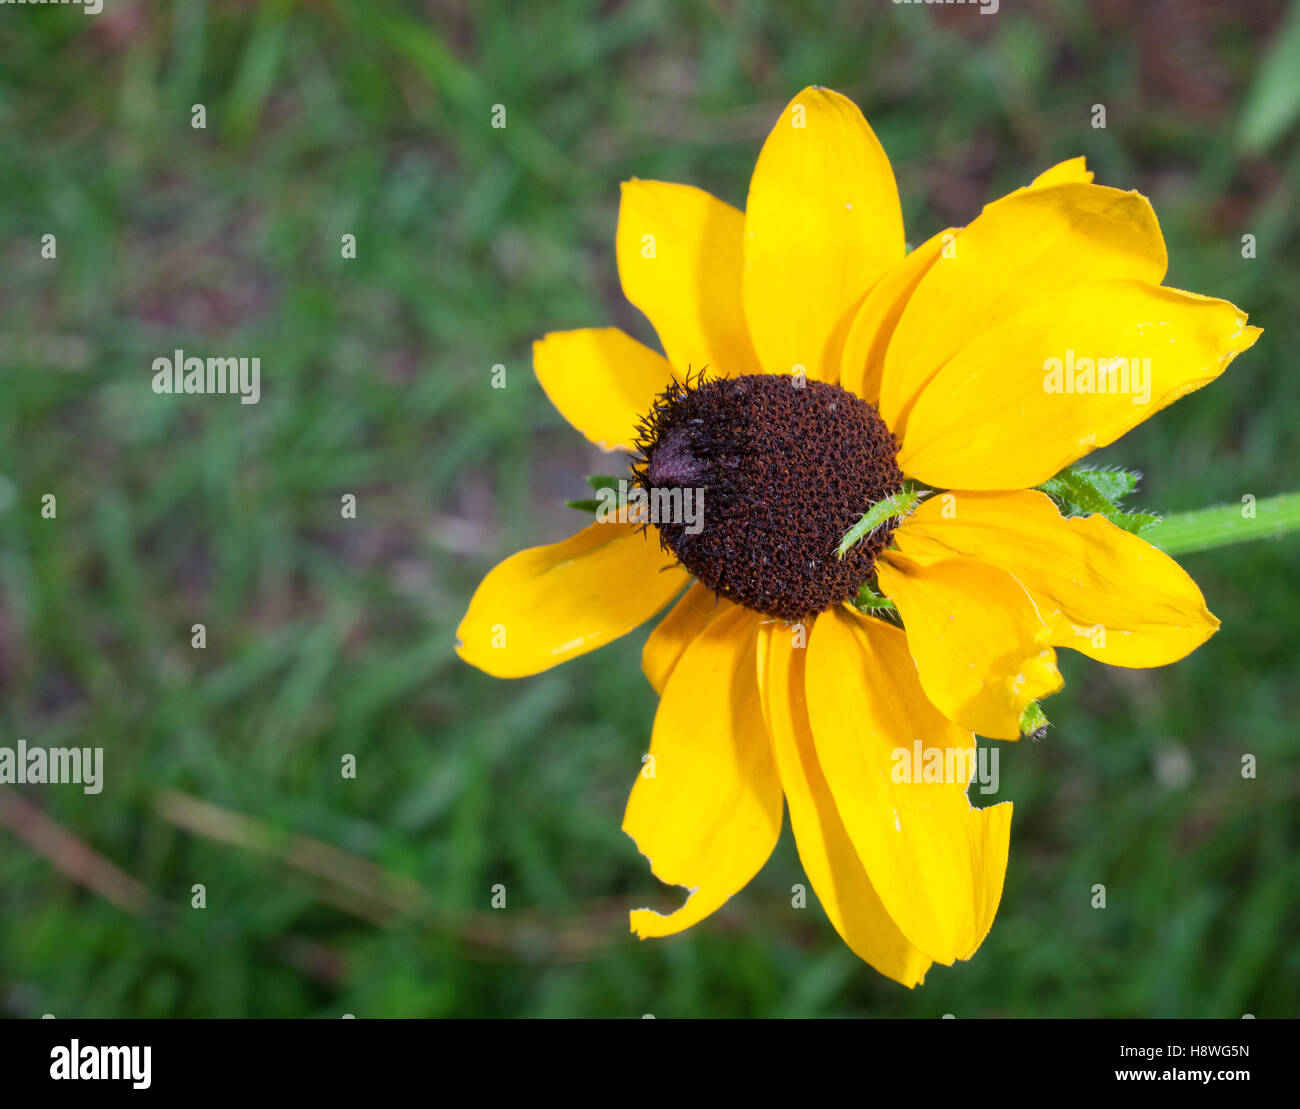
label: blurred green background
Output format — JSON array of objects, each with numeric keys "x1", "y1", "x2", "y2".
[{"x1": 1, "y1": 0, "x2": 1297, "y2": 1018}]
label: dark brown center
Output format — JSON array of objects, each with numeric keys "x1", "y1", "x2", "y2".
[{"x1": 633, "y1": 373, "x2": 903, "y2": 621}]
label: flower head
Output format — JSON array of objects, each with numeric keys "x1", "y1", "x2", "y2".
[
  {"x1": 633, "y1": 371, "x2": 903, "y2": 619},
  {"x1": 456, "y1": 86, "x2": 1259, "y2": 985}
]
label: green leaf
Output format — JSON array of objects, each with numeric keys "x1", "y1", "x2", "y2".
[
  {"x1": 1073, "y1": 466, "x2": 1140, "y2": 505},
  {"x1": 1106, "y1": 510, "x2": 1163, "y2": 535},
  {"x1": 1039, "y1": 465, "x2": 1139, "y2": 515},
  {"x1": 586, "y1": 474, "x2": 624, "y2": 493},
  {"x1": 1237, "y1": 0, "x2": 1300, "y2": 154},
  {"x1": 837, "y1": 488, "x2": 924, "y2": 559},
  {"x1": 564, "y1": 498, "x2": 604, "y2": 514},
  {"x1": 1037, "y1": 465, "x2": 1159, "y2": 533}
]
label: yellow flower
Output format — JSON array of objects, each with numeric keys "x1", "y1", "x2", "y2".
[{"x1": 455, "y1": 87, "x2": 1260, "y2": 985}]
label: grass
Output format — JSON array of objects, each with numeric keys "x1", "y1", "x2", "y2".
[{"x1": 0, "y1": 0, "x2": 1297, "y2": 1017}]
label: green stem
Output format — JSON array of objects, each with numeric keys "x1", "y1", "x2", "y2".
[{"x1": 1143, "y1": 492, "x2": 1300, "y2": 556}]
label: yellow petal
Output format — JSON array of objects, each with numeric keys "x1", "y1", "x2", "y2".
[
  {"x1": 533, "y1": 328, "x2": 675, "y2": 452},
  {"x1": 616, "y1": 180, "x2": 760, "y2": 377},
  {"x1": 642, "y1": 581, "x2": 732, "y2": 695},
  {"x1": 804, "y1": 608, "x2": 1012, "y2": 964},
  {"x1": 743, "y1": 86, "x2": 904, "y2": 383},
  {"x1": 625, "y1": 606, "x2": 783, "y2": 938},
  {"x1": 894, "y1": 489, "x2": 1219, "y2": 667},
  {"x1": 1029, "y1": 155, "x2": 1094, "y2": 188},
  {"x1": 840, "y1": 159, "x2": 1092, "y2": 414},
  {"x1": 757, "y1": 621, "x2": 932, "y2": 986},
  {"x1": 839, "y1": 227, "x2": 953, "y2": 407},
  {"x1": 456, "y1": 521, "x2": 688, "y2": 678},
  {"x1": 897, "y1": 281, "x2": 1262, "y2": 490},
  {"x1": 841, "y1": 160, "x2": 1090, "y2": 411},
  {"x1": 880, "y1": 182, "x2": 1167, "y2": 435},
  {"x1": 876, "y1": 553, "x2": 1063, "y2": 740},
  {"x1": 1010, "y1": 156, "x2": 1096, "y2": 195}
]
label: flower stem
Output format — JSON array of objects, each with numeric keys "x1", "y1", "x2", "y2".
[{"x1": 1143, "y1": 492, "x2": 1300, "y2": 556}]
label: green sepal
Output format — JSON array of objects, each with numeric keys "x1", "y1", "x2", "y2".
[
  {"x1": 1019, "y1": 701, "x2": 1050, "y2": 740},
  {"x1": 853, "y1": 581, "x2": 897, "y2": 614},
  {"x1": 567, "y1": 474, "x2": 627, "y2": 513}
]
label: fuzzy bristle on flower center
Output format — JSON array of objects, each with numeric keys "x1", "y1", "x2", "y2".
[{"x1": 632, "y1": 373, "x2": 903, "y2": 621}]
